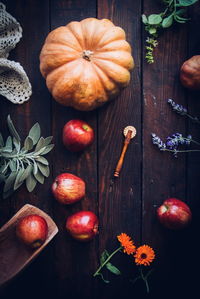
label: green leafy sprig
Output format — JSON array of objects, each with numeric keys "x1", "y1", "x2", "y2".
[
  {"x1": 93, "y1": 247, "x2": 122, "y2": 283},
  {"x1": 0, "y1": 115, "x2": 54, "y2": 199},
  {"x1": 142, "y1": 0, "x2": 199, "y2": 63}
]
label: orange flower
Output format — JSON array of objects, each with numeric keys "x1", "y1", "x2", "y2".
[
  {"x1": 117, "y1": 233, "x2": 136, "y2": 255},
  {"x1": 134, "y1": 245, "x2": 155, "y2": 266}
]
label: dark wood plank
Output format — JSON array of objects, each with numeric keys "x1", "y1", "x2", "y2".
[
  {"x1": 142, "y1": 0, "x2": 190, "y2": 297},
  {"x1": 49, "y1": 1, "x2": 98, "y2": 298},
  {"x1": 185, "y1": 4, "x2": 200, "y2": 298},
  {"x1": 0, "y1": 1, "x2": 55, "y2": 298},
  {"x1": 97, "y1": 1, "x2": 142, "y2": 298}
]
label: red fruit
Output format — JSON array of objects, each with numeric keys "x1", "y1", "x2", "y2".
[
  {"x1": 157, "y1": 198, "x2": 192, "y2": 230},
  {"x1": 66, "y1": 211, "x2": 98, "y2": 241},
  {"x1": 62, "y1": 119, "x2": 94, "y2": 152},
  {"x1": 16, "y1": 215, "x2": 48, "y2": 248},
  {"x1": 52, "y1": 173, "x2": 85, "y2": 205}
]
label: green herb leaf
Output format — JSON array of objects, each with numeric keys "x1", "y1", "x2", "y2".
[
  {"x1": 5, "y1": 136, "x2": 13, "y2": 152},
  {"x1": 100, "y1": 250, "x2": 109, "y2": 265},
  {"x1": 148, "y1": 14, "x2": 162, "y2": 25},
  {"x1": 96, "y1": 272, "x2": 110, "y2": 284},
  {"x1": 106, "y1": 263, "x2": 121, "y2": 275},
  {"x1": 19, "y1": 165, "x2": 33, "y2": 183},
  {"x1": 43, "y1": 136, "x2": 53, "y2": 146},
  {"x1": 149, "y1": 27, "x2": 157, "y2": 35},
  {"x1": 7, "y1": 115, "x2": 20, "y2": 142},
  {"x1": 177, "y1": 0, "x2": 198, "y2": 6},
  {"x1": 35, "y1": 156, "x2": 49, "y2": 165},
  {"x1": 34, "y1": 171, "x2": 45, "y2": 184},
  {"x1": 26, "y1": 173, "x2": 37, "y2": 192},
  {"x1": 162, "y1": 14, "x2": 174, "y2": 28},
  {"x1": 40, "y1": 144, "x2": 54, "y2": 155},
  {"x1": 35, "y1": 137, "x2": 45, "y2": 152},
  {"x1": 24, "y1": 136, "x2": 34, "y2": 151},
  {"x1": 3, "y1": 171, "x2": 17, "y2": 193},
  {"x1": 142, "y1": 14, "x2": 148, "y2": 24},
  {"x1": 13, "y1": 137, "x2": 21, "y2": 152},
  {"x1": 28, "y1": 123, "x2": 41, "y2": 145},
  {"x1": 14, "y1": 168, "x2": 24, "y2": 190},
  {"x1": 37, "y1": 163, "x2": 50, "y2": 177},
  {"x1": 9, "y1": 159, "x2": 17, "y2": 172},
  {"x1": 0, "y1": 133, "x2": 4, "y2": 147}
]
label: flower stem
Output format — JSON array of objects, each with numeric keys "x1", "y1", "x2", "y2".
[
  {"x1": 139, "y1": 267, "x2": 150, "y2": 293},
  {"x1": 93, "y1": 246, "x2": 122, "y2": 277},
  {"x1": 162, "y1": 149, "x2": 200, "y2": 153}
]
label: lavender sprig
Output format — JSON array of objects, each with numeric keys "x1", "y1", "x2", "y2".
[
  {"x1": 151, "y1": 133, "x2": 200, "y2": 157},
  {"x1": 168, "y1": 99, "x2": 200, "y2": 124}
]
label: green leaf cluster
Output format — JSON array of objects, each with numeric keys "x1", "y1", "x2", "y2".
[
  {"x1": 94, "y1": 249, "x2": 121, "y2": 283},
  {"x1": 142, "y1": 0, "x2": 198, "y2": 63},
  {"x1": 0, "y1": 115, "x2": 54, "y2": 199}
]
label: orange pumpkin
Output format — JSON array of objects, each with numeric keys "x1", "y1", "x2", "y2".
[
  {"x1": 39, "y1": 18, "x2": 134, "y2": 111},
  {"x1": 180, "y1": 55, "x2": 200, "y2": 90}
]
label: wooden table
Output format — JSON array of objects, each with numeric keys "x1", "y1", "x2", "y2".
[{"x1": 1, "y1": 1, "x2": 200, "y2": 298}]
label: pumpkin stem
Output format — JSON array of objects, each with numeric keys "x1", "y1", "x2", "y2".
[{"x1": 82, "y1": 50, "x2": 94, "y2": 61}]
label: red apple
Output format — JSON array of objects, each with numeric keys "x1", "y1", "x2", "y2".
[
  {"x1": 52, "y1": 173, "x2": 85, "y2": 205},
  {"x1": 157, "y1": 198, "x2": 192, "y2": 230},
  {"x1": 62, "y1": 119, "x2": 94, "y2": 152},
  {"x1": 66, "y1": 211, "x2": 98, "y2": 241},
  {"x1": 16, "y1": 215, "x2": 48, "y2": 248}
]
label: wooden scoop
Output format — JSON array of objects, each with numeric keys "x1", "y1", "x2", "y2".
[{"x1": 0, "y1": 204, "x2": 58, "y2": 286}]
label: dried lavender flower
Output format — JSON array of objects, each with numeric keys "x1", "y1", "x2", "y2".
[
  {"x1": 167, "y1": 99, "x2": 187, "y2": 115},
  {"x1": 151, "y1": 133, "x2": 166, "y2": 150},
  {"x1": 167, "y1": 98, "x2": 200, "y2": 124}
]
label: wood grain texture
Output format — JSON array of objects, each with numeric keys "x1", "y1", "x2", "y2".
[
  {"x1": 49, "y1": 1, "x2": 98, "y2": 298},
  {"x1": 0, "y1": 0, "x2": 200, "y2": 298},
  {"x1": 97, "y1": 1, "x2": 142, "y2": 298}
]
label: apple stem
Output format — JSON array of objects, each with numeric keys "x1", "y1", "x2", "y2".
[{"x1": 93, "y1": 246, "x2": 122, "y2": 277}]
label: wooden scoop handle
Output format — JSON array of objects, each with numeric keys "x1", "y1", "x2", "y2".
[{"x1": 114, "y1": 130, "x2": 132, "y2": 177}]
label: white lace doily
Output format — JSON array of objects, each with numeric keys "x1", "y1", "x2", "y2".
[
  {"x1": 0, "y1": 58, "x2": 32, "y2": 104},
  {"x1": 0, "y1": 2, "x2": 32, "y2": 104}
]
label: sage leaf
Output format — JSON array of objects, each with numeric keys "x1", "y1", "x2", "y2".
[
  {"x1": 13, "y1": 137, "x2": 21, "y2": 152},
  {"x1": 9, "y1": 160, "x2": 17, "y2": 172},
  {"x1": 149, "y1": 27, "x2": 157, "y2": 35},
  {"x1": 24, "y1": 136, "x2": 34, "y2": 151},
  {"x1": 26, "y1": 173, "x2": 37, "y2": 192},
  {"x1": 35, "y1": 137, "x2": 45, "y2": 152},
  {"x1": 100, "y1": 250, "x2": 109, "y2": 265},
  {"x1": 148, "y1": 14, "x2": 162, "y2": 25},
  {"x1": 43, "y1": 136, "x2": 53, "y2": 146},
  {"x1": 3, "y1": 171, "x2": 17, "y2": 193},
  {"x1": 7, "y1": 115, "x2": 20, "y2": 142},
  {"x1": 40, "y1": 144, "x2": 54, "y2": 155},
  {"x1": 0, "y1": 133, "x2": 4, "y2": 147},
  {"x1": 14, "y1": 168, "x2": 24, "y2": 190},
  {"x1": 19, "y1": 165, "x2": 33, "y2": 183},
  {"x1": 177, "y1": 0, "x2": 198, "y2": 6},
  {"x1": 5, "y1": 136, "x2": 12, "y2": 152},
  {"x1": 162, "y1": 14, "x2": 174, "y2": 28},
  {"x1": 37, "y1": 163, "x2": 50, "y2": 177},
  {"x1": 33, "y1": 160, "x2": 38, "y2": 175},
  {"x1": 0, "y1": 162, "x2": 9, "y2": 174},
  {"x1": 35, "y1": 156, "x2": 49, "y2": 165},
  {"x1": 28, "y1": 123, "x2": 41, "y2": 145},
  {"x1": 105, "y1": 263, "x2": 121, "y2": 275},
  {"x1": 34, "y1": 171, "x2": 45, "y2": 184}
]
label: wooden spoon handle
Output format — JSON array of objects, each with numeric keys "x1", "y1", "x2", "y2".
[{"x1": 114, "y1": 130, "x2": 132, "y2": 177}]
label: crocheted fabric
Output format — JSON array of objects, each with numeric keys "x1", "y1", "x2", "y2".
[{"x1": 0, "y1": 2, "x2": 32, "y2": 104}]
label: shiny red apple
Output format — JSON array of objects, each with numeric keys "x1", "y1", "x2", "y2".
[
  {"x1": 16, "y1": 215, "x2": 48, "y2": 248},
  {"x1": 62, "y1": 119, "x2": 94, "y2": 152},
  {"x1": 52, "y1": 173, "x2": 85, "y2": 205},
  {"x1": 66, "y1": 211, "x2": 98, "y2": 241},
  {"x1": 157, "y1": 198, "x2": 192, "y2": 230}
]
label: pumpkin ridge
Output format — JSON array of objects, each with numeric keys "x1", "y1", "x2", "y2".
[
  {"x1": 93, "y1": 58, "x2": 130, "y2": 87},
  {"x1": 93, "y1": 50, "x2": 134, "y2": 70},
  {"x1": 92, "y1": 63, "x2": 119, "y2": 97},
  {"x1": 66, "y1": 23, "x2": 85, "y2": 51}
]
